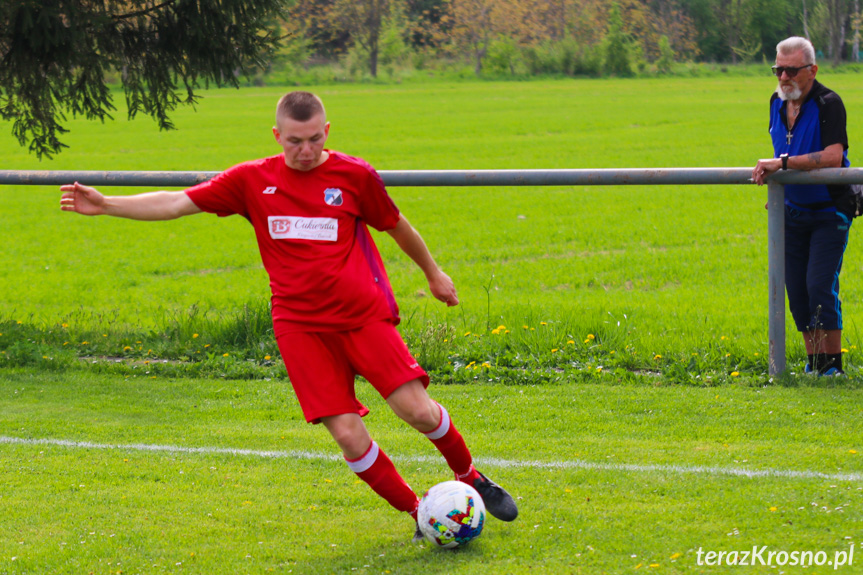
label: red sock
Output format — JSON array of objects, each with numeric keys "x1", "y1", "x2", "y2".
[
  {"x1": 345, "y1": 441, "x2": 419, "y2": 514},
  {"x1": 424, "y1": 402, "x2": 481, "y2": 484}
]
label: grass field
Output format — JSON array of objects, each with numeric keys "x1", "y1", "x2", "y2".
[{"x1": 2, "y1": 76, "x2": 863, "y2": 573}]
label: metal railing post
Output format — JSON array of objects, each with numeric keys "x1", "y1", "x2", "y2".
[{"x1": 767, "y1": 181, "x2": 786, "y2": 375}]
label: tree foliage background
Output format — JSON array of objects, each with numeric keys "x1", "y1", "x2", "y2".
[
  {"x1": 3, "y1": 0, "x2": 862, "y2": 157},
  {"x1": 279, "y1": 0, "x2": 861, "y2": 76},
  {"x1": 1, "y1": 0, "x2": 286, "y2": 158}
]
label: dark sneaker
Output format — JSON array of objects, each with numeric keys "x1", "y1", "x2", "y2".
[
  {"x1": 412, "y1": 523, "x2": 424, "y2": 543},
  {"x1": 473, "y1": 471, "x2": 518, "y2": 521}
]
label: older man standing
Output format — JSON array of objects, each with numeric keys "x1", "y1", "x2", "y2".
[{"x1": 752, "y1": 37, "x2": 854, "y2": 376}]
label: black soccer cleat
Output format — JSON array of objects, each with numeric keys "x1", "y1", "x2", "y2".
[
  {"x1": 472, "y1": 471, "x2": 518, "y2": 522},
  {"x1": 412, "y1": 522, "x2": 425, "y2": 543}
]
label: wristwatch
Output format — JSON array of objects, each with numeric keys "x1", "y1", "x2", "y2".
[{"x1": 780, "y1": 153, "x2": 789, "y2": 170}]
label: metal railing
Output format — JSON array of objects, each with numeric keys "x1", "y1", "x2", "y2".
[{"x1": 5, "y1": 167, "x2": 863, "y2": 375}]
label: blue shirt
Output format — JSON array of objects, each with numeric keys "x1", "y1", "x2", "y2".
[{"x1": 769, "y1": 80, "x2": 850, "y2": 209}]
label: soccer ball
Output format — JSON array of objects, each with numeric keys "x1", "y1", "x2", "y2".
[{"x1": 417, "y1": 480, "x2": 485, "y2": 549}]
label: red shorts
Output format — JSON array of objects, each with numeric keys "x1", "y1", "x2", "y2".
[{"x1": 276, "y1": 321, "x2": 429, "y2": 424}]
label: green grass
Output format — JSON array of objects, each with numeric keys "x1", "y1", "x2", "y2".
[
  {"x1": 2, "y1": 76, "x2": 863, "y2": 573},
  {"x1": 1, "y1": 370, "x2": 861, "y2": 573},
  {"x1": 5, "y1": 76, "x2": 863, "y2": 378}
]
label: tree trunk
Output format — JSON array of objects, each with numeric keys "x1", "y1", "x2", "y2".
[{"x1": 853, "y1": 0, "x2": 860, "y2": 62}]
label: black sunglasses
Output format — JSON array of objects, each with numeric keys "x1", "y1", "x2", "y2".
[{"x1": 771, "y1": 64, "x2": 812, "y2": 78}]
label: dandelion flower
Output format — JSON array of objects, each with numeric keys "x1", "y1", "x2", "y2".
[
  {"x1": 551, "y1": 348, "x2": 558, "y2": 353},
  {"x1": 850, "y1": 449, "x2": 858, "y2": 454},
  {"x1": 841, "y1": 348, "x2": 849, "y2": 353},
  {"x1": 731, "y1": 371, "x2": 740, "y2": 377},
  {"x1": 223, "y1": 353, "x2": 230, "y2": 357},
  {"x1": 653, "y1": 354, "x2": 662, "y2": 360},
  {"x1": 193, "y1": 333, "x2": 199, "y2": 338},
  {"x1": 497, "y1": 325, "x2": 506, "y2": 330},
  {"x1": 264, "y1": 355, "x2": 271, "y2": 360},
  {"x1": 567, "y1": 340, "x2": 575, "y2": 345},
  {"x1": 769, "y1": 506, "x2": 778, "y2": 512},
  {"x1": 540, "y1": 321, "x2": 548, "y2": 326},
  {"x1": 587, "y1": 334, "x2": 595, "y2": 340}
]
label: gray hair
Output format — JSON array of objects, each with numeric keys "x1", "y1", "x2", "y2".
[{"x1": 777, "y1": 36, "x2": 816, "y2": 65}]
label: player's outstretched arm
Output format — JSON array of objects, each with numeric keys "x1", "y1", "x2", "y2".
[
  {"x1": 59, "y1": 182, "x2": 202, "y2": 221},
  {"x1": 386, "y1": 214, "x2": 459, "y2": 306}
]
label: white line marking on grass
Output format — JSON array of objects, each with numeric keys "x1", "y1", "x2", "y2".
[{"x1": 2, "y1": 435, "x2": 861, "y2": 482}]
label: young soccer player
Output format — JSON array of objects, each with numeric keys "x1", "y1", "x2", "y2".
[{"x1": 59, "y1": 91, "x2": 518, "y2": 538}]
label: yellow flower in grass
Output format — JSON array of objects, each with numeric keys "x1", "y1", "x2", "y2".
[
  {"x1": 567, "y1": 340, "x2": 575, "y2": 345},
  {"x1": 540, "y1": 322, "x2": 548, "y2": 326},
  {"x1": 653, "y1": 354, "x2": 662, "y2": 360},
  {"x1": 850, "y1": 449, "x2": 858, "y2": 454},
  {"x1": 193, "y1": 333, "x2": 199, "y2": 338},
  {"x1": 731, "y1": 371, "x2": 740, "y2": 377},
  {"x1": 223, "y1": 353, "x2": 230, "y2": 357},
  {"x1": 841, "y1": 348, "x2": 849, "y2": 353},
  {"x1": 586, "y1": 334, "x2": 595, "y2": 340},
  {"x1": 497, "y1": 325, "x2": 506, "y2": 330},
  {"x1": 551, "y1": 348, "x2": 558, "y2": 353}
]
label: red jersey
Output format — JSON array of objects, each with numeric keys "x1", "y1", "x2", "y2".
[{"x1": 185, "y1": 151, "x2": 401, "y2": 335}]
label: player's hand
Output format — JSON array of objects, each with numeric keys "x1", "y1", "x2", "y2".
[
  {"x1": 428, "y1": 270, "x2": 459, "y2": 307},
  {"x1": 752, "y1": 158, "x2": 781, "y2": 186},
  {"x1": 59, "y1": 182, "x2": 107, "y2": 215}
]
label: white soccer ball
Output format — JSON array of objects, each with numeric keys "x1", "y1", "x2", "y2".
[{"x1": 417, "y1": 480, "x2": 485, "y2": 549}]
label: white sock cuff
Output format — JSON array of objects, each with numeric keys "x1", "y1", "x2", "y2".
[
  {"x1": 344, "y1": 441, "x2": 380, "y2": 473},
  {"x1": 423, "y1": 402, "x2": 451, "y2": 441}
]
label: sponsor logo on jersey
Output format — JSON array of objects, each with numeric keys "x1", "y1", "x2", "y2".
[
  {"x1": 324, "y1": 187, "x2": 344, "y2": 206},
  {"x1": 262, "y1": 186, "x2": 277, "y2": 195},
  {"x1": 268, "y1": 216, "x2": 338, "y2": 241}
]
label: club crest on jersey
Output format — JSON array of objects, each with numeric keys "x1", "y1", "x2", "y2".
[
  {"x1": 262, "y1": 186, "x2": 277, "y2": 195},
  {"x1": 324, "y1": 188, "x2": 344, "y2": 206}
]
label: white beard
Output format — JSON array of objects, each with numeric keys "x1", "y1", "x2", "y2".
[{"x1": 776, "y1": 81, "x2": 802, "y2": 101}]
